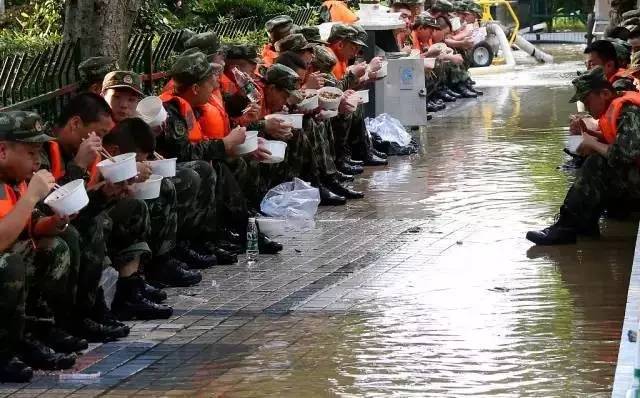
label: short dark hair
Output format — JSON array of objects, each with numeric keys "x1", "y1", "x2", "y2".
[
  {"x1": 605, "y1": 26, "x2": 630, "y2": 40},
  {"x1": 629, "y1": 29, "x2": 640, "y2": 40},
  {"x1": 104, "y1": 117, "x2": 155, "y2": 154},
  {"x1": 275, "y1": 51, "x2": 307, "y2": 72},
  {"x1": 584, "y1": 40, "x2": 619, "y2": 68},
  {"x1": 436, "y1": 16, "x2": 452, "y2": 31},
  {"x1": 58, "y1": 92, "x2": 113, "y2": 127}
]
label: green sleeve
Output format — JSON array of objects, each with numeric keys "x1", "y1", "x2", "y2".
[{"x1": 608, "y1": 104, "x2": 640, "y2": 168}]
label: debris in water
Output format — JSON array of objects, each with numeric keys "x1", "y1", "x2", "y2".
[
  {"x1": 629, "y1": 329, "x2": 637, "y2": 342},
  {"x1": 406, "y1": 227, "x2": 421, "y2": 233},
  {"x1": 59, "y1": 372, "x2": 101, "y2": 381},
  {"x1": 456, "y1": 241, "x2": 463, "y2": 245},
  {"x1": 295, "y1": 249, "x2": 302, "y2": 253},
  {"x1": 489, "y1": 287, "x2": 510, "y2": 293}
]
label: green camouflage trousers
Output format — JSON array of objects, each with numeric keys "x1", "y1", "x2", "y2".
[
  {"x1": 0, "y1": 252, "x2": 25, "y2": 358},
  {"x1": 146, "y1": 178, "x2": 178, "y2": 257},
  {"x1": 562, "y1": 154, "x2": 640, "y2": 227}
]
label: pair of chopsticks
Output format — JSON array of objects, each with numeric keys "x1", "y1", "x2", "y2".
[{"x1": 153, "y1": 152, "x2": 164, "y2": 160}]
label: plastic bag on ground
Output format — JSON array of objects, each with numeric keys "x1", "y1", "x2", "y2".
[
  {"x1": 99, "y1": 267, "x2": 119, "y2": 310},
  {"x1": 365, "y1": 113, "x2": 412, "y2": 147},
  {"x1": 260, "y1": 178, "x2": 320, "y2": 220}
]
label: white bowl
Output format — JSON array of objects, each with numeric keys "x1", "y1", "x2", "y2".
[
  {"x1": 356, "y1": 90, "x2": 369, "y2": 104},
  {"x1": 424, "y1": 57, "x2": 436, "y2": 69},
  {"x1": 318, "y1": 87, "x2": 344, "y2": 111},
  {"x1": 236, "y1": 131, "x2": 259, "y2": 155},
  {"x1": 137, "y1": 96, "x2": 167, "y2": 128},
  {"x1": 377, "y1": 61, "x2": 388, "y2": 78},
  {"x1": 131, "y1": 174, "x2": 163, "y2": 200},
  {"x1": 298, "y1": 90, "x2": 319, "y2": 112},
  {"x1": 566, "y1": 135, "x2": 583, "y2": 153},
  {"x1": 44, "y1": 179, "x2": 89, "y2": 216},
  {"x1": 317, "y1": 110, "x2": 339, "y2": 120},
  {"x1": 97, "y1": 153, "x2": 138, "y2": 183},
  {"x1": 262, "y1": 140, "x2": 287, "y2": 164},
  {"x1": 147, "y1": 158, "x2": 177, "y2": 178},
  {"x1": 256, "y1": 217, "x2": 286, "y2": 237},
  {"x1": 278, "y1": 114, "x2": 303, "y2": 129}
]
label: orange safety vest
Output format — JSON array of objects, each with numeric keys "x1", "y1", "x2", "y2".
[
  {"x1": 329, "y1": 47, "x2": 348, "y2": 80},
  {"x1": 608, "y1": 68, "x2": 628, "y2": 84},
  {"x1": 322, "y1": 1, "x2": 358, "y2": 23},
  {"x1": 220, "y1": 73, "x2": 238, "y2": 95},
  {"x1": 261, "y1": 44, "x2": 278, "y2": 68},
  {"x1": 598, "y1": 91, "x2": 640, "y2": 145},
  {"x1": 161, "y1": 82, "x2": 229, "y2": 139},
  {"x1": 0, "y1": 182, "x2": 27, "y2": 219},
  {"x1": 159, "y1": 92, "x2": 204, "y2": 143},
  {"x1": 47, "y1": 141, "x2": 100, "y2": 187}
]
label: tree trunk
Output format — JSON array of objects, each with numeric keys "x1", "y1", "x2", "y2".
[{"x1": 63, "y1": 0, "x2": 142, "y2": 68}]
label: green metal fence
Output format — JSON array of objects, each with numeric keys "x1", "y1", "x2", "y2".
[{"x1": 0, "y1": 6, "x2": 321, "y2": 119}]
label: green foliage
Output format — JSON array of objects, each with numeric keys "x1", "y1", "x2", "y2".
[
  {"x1": 0, "y1": 0, "x2": 62, "y2": 56},
  {"x1": 193, "y1": 0, "x2": 291, "y2": 22},
  {"x1": 0, "y1": 30, "x2": 61, "y2": 56},
  {"x1": 220, "y1": 30, "x2": 269, "y2": 48}
]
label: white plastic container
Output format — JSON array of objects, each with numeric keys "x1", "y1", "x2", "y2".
[
  {"x1": 97, "y1": 153, "x2": 138, "y2": 183},
  {"x1": 147, "y1": 158, "x2": 177, "y2": 178},
  {"x1": 298, "y1": 90, "x2": 319, "y2": 112},
  {"x1": 137, "y1": 96, "x2": 167, "y2": 128},
  {"x1": 423, "y1": 58, "x2": 436, "y2": 69},
  {"x1": 235, "y1": 131, "x2": 259, "y2": 155},
  {"x1": 566, "y1": 135, "x2": 583, "y2": 153},
  {"x1": 356, "y1": 90, "x2": 369, "y2": 104},
  {"x1": 44, "y1": 179, "x2": 89, "y2": 216},
  {"x1": 318, "y1": 87, "x2": 344, "y2": 111},
  {"x1": 277, "y1": 114, "x2": 304, "y2": 129},
  {"x1": 256, "y1": 217, "x2": 286, "y2": 237},
  {"x1": 263, "y1": 140, "x2": 287, "y2": 164},
  {"x1": 377, "y1": 61, "x2": 388, "y2": 78},
  {"x1": 131, "y1": 174, "x2": 163, "y2": 200},
  {"x1": 317, "y1": 110, "x2": 339, "y2": 120}
]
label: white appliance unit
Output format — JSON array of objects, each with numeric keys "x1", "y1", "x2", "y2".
[{"x1": 375, "y1": 56, "x2": 427, "y2": 126}]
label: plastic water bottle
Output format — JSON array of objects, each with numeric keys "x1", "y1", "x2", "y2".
[
  {"x1": 232, "y1": 67, "x2": 260, "y2": 103},
  {"x1": 246, "y1": 217, "x2": 259, "y2": 266}
]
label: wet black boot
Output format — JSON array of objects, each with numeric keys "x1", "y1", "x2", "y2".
[
  {"x1": 258, "y1": 233, "x2": 283, "y2": 254},
  {"x1": 146, "y1": 258, "x2": 202, "y2": 288},
  {"x1": 336, "y1": 171, "x2": 355, "y2": 182},
  {"x1": 363, "y1": 153, "x2": 388, "y2": 166},
  {"x1": 319, "y1": 184, "x2": 347, "y2": 206},
  {"x1": 190, "y1": 241, "x2": 238, "y2": 265},
  {"x1": 427, "y1": 100, "x2": 441, "y2": 112},
  {"x1": 174, "y1": 242, "x2": 218, "y2": 269},
  {"x1": 454, "y1": 84, "x2": 478, "y2": 98},
  {"x1": 337, "y1": 161, "x2": 364, "y2": 175},
  {"x1": 112, "y1": 275, "x2": 173, "y2": 321},
  {"x1": 20, "y1": 335, "x2": 76, "y2": 370},
  {"x1": 345, "y1": 157, "x2": 364, "y2": 166},
  {"x1": 38, "y1": 326, "x2": 88, "y2": 354},
  {"x1": 142, "y1": 279, "x2": 167, "y2": 303},
  {"x1": 325, "y1": 178, "x2": 365, "y2": 199},
  {"x1": 0, "y1": 356, "x2": 32, "y2": 383}
]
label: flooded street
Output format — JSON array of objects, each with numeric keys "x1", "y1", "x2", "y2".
[
  {"x1": 206, "y1": 47, "x2": 637, "y2": 397},
  {"x1": 8, "y1": 45, "x2": 637, "y2": 397}
]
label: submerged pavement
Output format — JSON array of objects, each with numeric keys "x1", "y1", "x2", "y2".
[{"x1": 1, "y1": 50, "x2": 637, "y2": 397}]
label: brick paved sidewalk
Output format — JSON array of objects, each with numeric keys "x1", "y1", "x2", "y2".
[{"x1": 0, "y1": 156, "x2": 475, "y2": 398}]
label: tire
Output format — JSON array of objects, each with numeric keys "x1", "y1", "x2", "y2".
[{"x1": 471, "y1": 41, "x2": 494, "y2": 67}]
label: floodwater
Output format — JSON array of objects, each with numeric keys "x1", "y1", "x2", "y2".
[{"x1": 212, "y1": 46, "x2": 636, "y2": 397}]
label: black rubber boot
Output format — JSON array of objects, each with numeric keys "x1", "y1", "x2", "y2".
[
  {"x1": 0, "y1": 357, "x2": 32, "y2": 383},
  {"x1": 174, "y1": 242, "x2": 218, "y2": 269},
  {"x1": 319, "y1": 184, "x2": 347, "y2": 206},
  {"x1": 19, "y1": 336, "x2": 76, "y2": 370},
  {"x1": 38, "y1": 326, "x2": 88, "y2": 354},
  {"x1": 146, "y1": 258, "x2": 202, "y2": 288},
  {"x1": 258, "y1": 233, "x2": 283, "y2": 254},
  {"x1": 112, "y1": 275, "x2": 173, "y2": 321}
]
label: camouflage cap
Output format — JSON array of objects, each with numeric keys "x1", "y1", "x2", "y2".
[
  {"x1": 184, "y1": 32, "x2": 220, "y2": 55},
  {"x1": 328, "y1": 24, "x2": 368, "y2": 47},
  {"x1": 312, "y1": 45, "x2": 338, "y2": 73},
  {"x1": 299, "y1": 26, "x2": 328, "y2": 45},
  {"x1": 102, "y1": 71, "x2": 144, "y2": 96},
  {"x1": 467, "y1": 2, "x2": 482, "y2": 15},
  {"x1": 263, "y1": 64, "x2": 301, "y2": 95},
  {"x1": 569, "y1": 66, "x2": 611, "y2": 102},
  {"x1": 78, "y1": 56, "x2": 117, "y2": 84},
  {"x1": 623, "y1": 51, "x2": 640, "y2": 77},
  {"x1": 224, "y1": 45, "x2": 260, "y2": 64},
  {"x1": 265, "y1": 15, "x2": 294, "y2": 34},
  {"x1": 275, "y1": 33, "x2": 315, "y2": 53},
  {"x1": 613, "y1": 76, "x2": 637, "y2": 92},
  {"x1": 414, "y1": 15, "x2": 441, "y2": 28},
  {"x1": 431, "y1": 0, "x2": 454, "y2": 12},
  {"x1": 0, "y1": 111, "x2": 53, "y2": 143},
  {"x1": 170, "y1": 51, "x2": 221, "y2": 86},
  {"x1": 351, "y1": 24, "x2": 369, "y2": 43},
  {"x1": 608, "y1": 38, "x2": 632, "y2": 60}
]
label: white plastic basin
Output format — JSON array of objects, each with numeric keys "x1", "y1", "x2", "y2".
[
  {"x1": 256, "y1": 217, "x2": 286, "y2": 237},
  {"x1": 137, "y1": 96, "x2": 167, "y2": 128},
  {"x1": 147, "y1": 158, "x2": 177, "y2": 178},
  {"x1": 97, "y1": 153, "x2": 137, "y2": 183},
  {"x1": 298, "y1": 90, "x2": 319, "y2": 112},
  {"x1": 236, "y1": 131, "x2": 259, "y2": 155},
  {"x1": 131, "y1": 174, "x2": 163, "y2": 200},
  {"x1": 44, "y1": 179, "x2": 89, "y2": 216},
  {"x1": 262, "y1": 140, "x2": 287, "y2": 164},
  {"x1": 356, "y1": 90, "x2": 369, "y2": 104}
]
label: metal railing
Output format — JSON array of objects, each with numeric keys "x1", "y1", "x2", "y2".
[{"x1": 0, "y1": 6, "x2": 320, "y2": 119}]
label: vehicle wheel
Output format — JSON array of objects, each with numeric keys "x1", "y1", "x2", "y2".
[{"x1": 472, "y1": 41, "x2": 494, "y2": 67}]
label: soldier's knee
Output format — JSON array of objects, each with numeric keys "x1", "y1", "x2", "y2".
[
  {"x1": 0, "y1": 253, "x2": 26, "y2": 284},
  {"x1": 175, "y1": 167, "x2": 201, "y2": 193}
]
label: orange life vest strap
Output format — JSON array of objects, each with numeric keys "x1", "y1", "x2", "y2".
[
  {"x1": 159, "y1": 92, "x2": 204, "y2": 143},
  {"x1": 598, "y1": 91, "x2": 640, "y2": 145}
]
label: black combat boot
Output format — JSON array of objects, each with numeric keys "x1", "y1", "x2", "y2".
[
  {"x1": 454, "y1": 84, "x2": 478, "y2": 98},
  {"x1": 146, "y1": 258, "x2": 202, "y2": 288},
  {"x1": 112, "y1": 275, "x2": 173, "y2": 321},
  {"x1": 372, "y1": 149, "x2": 388, "y2": 159},
  {"x1": 142, "y1": 279, "x2": 168, "y2": 303},
  {"x1": 427, "y1": 100, "x2": 441, "y2": 112},
  {"x1": 0, "y1": 356, "x2": 32, "y2": 383},
  {"x1": 20, "y1": 335, "x2": 76, "y2": 370},
  {"x1": 336, "y1": 171, "x2": 355, "y2": 182},
  {"x1": 445, "y1": 87, "x2": 463, "y2": 98},
  {"x1": 189, "y1": 241, "x2": 238, "y2": 265},
  {"x1": 345, "y1": 157, "x2": 364, "y2": 166},
  {"x1": 258, "y1": 233, "x2": 283, "y2": 254},
  {"x1": 363, "y1": 153, "x2": 388, "y2": 166},
  {"x1": 319, "y1": 184, "x2": 347, "y2": 206},
  {"x1": 174, "y1": 242, "x2": 218, "y2": 269},
  {"x1": 435, "y1": 90, "x2": 456, "y2": 102},
  {"x1": 38, "y1": 326, "x2": 88, "y2": 354},
  {"x1": 337, "y1": 161, "x2": 364, "y2": 175},
  {"x1": 325, "y1": 178, "x2": 365, "y2": 199}
]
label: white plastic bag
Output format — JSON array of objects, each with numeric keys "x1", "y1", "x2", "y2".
[
  {"x1": 365, "y1": 113, "x2": 412, "y2": 146},
  {"x1": 260, "y1": 178, "x2": 320, "y2": 220},
  {"x1": 99, "y1": 267, "x2": 119, "y2": 310}
]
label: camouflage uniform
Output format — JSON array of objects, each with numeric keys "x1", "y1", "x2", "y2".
[
  {"x1": 562, "y1": 68, "x2": 640, "y2": 228},
  {"x1": 77, "y1": 57, "x2": 117, "y2": 92},
  {"x1": 0, "y1": 253, "x2": 26, "y2": 358}
]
